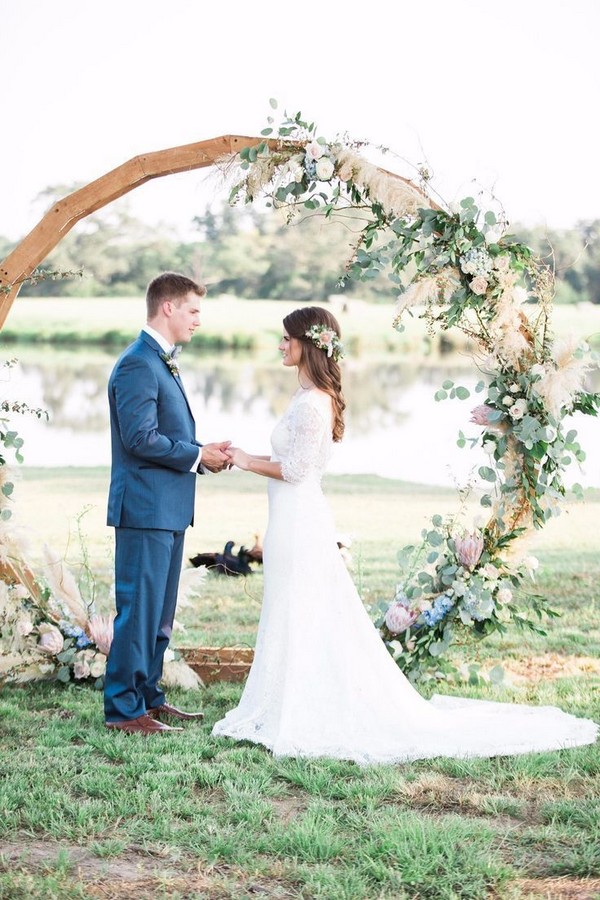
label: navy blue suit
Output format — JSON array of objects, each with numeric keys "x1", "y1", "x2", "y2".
[{"x1": 104, "y1": 331, "x2": 201, "y2": 722}]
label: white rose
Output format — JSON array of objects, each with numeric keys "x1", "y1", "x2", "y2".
[
  {"x1": 497, "y1": 587, "x2": 513, "y2": 604},
  {"x1": 16, "y1": 616, "x2": 34, "y2": 637},
  {"x1": 315, "y1": 157, "x2": 335, "y2": 181},
  {"x1": 483, "y1": 440, "x2": 496, "y2": 456},
  {"x1": 502, "y1": 395, "x2": 515, "y2": 407},
  {"x1": 89, "y1": 653, "x2": 107, "y2": 678},
  {"x1": 305, "y1": 140, "x2": 325, "y2": 160},
  {"x1": 480, "y1": 563, "x2": 499, "y2": 582},
  {"x1": 470, "y1": 276, "x2": 489, "y2": 295},
  {"x1": 509, "y1": 398, "x2": 528, "y2": 420},
  {"x1": 484, "y1": 230, "x2": 501, "y2": 245},
  {"x1": 74, "y1": 657, "x2": 91, "y2": 680},
  {"x1": 509, "y1": 383, "x2": 520, "y2": 393},
  {"x1": 494, "y1": 255, "x2": 511, "y2": 273}
]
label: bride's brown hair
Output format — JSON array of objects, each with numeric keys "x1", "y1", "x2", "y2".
[{"x1": 283, "y1": 306, "x2": 346, "y2": 442}]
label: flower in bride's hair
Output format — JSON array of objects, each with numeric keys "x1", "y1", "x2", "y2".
[
  {"x1": 384, "y1": 601, "x2": 419, "y2": 635},
  {"x1": 305, "y1": 324, "x2": 344, "y2": 362},
  {"x1": 454, "y1": 531, "x2": 484, "y2": 570}
]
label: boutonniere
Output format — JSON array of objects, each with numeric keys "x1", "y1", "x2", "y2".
[{"x1": 160, "y1": 346, "x2": 181, "y2": 377}]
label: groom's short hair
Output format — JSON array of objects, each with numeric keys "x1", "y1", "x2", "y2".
[{"x1": 146, "y1": 272, "x2": 206, "y2": 318}]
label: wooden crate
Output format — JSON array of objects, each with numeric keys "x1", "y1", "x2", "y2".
[{"x1": 178, "y1": 647, "x2": 254, "y2": 683}]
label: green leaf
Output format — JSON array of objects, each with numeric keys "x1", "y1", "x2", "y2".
[
  {"x1": 480, "y1": 494, "x2": 493, "y2": 507},
  {"x1": 434, "y1": 390, "x2": 448, "y2": 402},
  {"x1": 484, "y1": 211, "x2": 497, "y2": 226},
  {"x1": 455, "y1": 386, "x2": 471, "y2": 400},
  {"x1": 269, "y1": 98, "x2": 278, "y2": 109},
  {"x1": 260, "y1": 128, "x2": 273, "y2": 136},
  {"x1": 1, "y1": 482, "x2": 14, "y2": 497},
  {"x1": 478, "y1": 466, "x2": 497, "y2": 483},
  {"x1": 56, "y1": 666, "x2": 71, "y2": 683}
]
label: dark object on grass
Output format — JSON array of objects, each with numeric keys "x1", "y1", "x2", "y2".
[{"x1": 189, "y1": 540, "x2": 255, "y2": 576}]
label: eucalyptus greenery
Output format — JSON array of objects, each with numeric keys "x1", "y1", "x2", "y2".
[{"x1": 227, "y1": 101, "x2": 600, "y2": 682}]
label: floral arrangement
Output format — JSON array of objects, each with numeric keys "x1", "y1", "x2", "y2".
[
  {"x1": 223, "y1": 101, "x2": 599, "y2": 682},
  {"x1": 160, "y1": 346, "x2": 182, "y2": 377},
  {"x1": 305, "y1": 324, "x2": 344, "y2": 361},
  {"x1": 0, "y1": 429, "x2": 205, "y2": 690},
  {"x1": 0, "y1": 522, "x2": 206, "y2": 689}
]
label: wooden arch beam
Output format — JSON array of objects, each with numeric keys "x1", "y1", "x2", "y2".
[
  {"x1": 0, "y1": 133, "x2": 435, "y2": 330},
  {"x1": 0, "y1": 134, "x2": 265, "y2": 328}
]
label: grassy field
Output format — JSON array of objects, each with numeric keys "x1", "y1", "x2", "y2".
[
  {"x1": 2, "y1": 295, "x2": 600, "y2": 356},
  {"x1": 0, "y1": 469, "x2": 598, "y2": 899}
]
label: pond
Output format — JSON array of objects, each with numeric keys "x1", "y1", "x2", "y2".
[{"x1": 2, "y1": 345, "x2": 599, "y2": 488}]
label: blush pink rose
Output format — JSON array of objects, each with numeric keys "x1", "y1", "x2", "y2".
[{"x1": 470, "y1": 276, "x2": 489, "y2": 295}]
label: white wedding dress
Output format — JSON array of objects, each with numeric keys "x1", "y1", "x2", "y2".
[{"x1": 212, "y1": 389, "x2": 598, "y2": 765}]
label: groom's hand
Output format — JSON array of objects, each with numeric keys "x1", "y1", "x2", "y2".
[{"x1": 200, "y1": 441, "x2": 232, "y2": 473}]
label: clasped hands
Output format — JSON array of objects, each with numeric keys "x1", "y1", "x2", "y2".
[{"x1": 200, "y1": 442, "x2": 250, "y2": 473}]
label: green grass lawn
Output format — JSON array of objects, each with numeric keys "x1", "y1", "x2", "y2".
[
  {"x1": 0, "y1": 469, "x2": 598, "y2": 898},
  {"x1": 2, "y1": 295, "x2": 600, "y2": 355}
]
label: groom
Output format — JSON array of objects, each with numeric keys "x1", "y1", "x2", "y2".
[{"x1": 104, "y1": 272, "x2": 231, "y2": 734}]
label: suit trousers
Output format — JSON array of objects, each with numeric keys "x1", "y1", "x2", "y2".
[{"x1": 104, "y1": 526, "x2": 185, "y2": 722}]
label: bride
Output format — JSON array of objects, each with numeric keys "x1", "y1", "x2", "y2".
[{"x1": 212, "y1": 306, "x2": 598, "y2": 765}]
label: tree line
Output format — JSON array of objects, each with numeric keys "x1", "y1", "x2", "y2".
[{"x1": 4, "y1": 185, "x2": 599, "y2": 304}]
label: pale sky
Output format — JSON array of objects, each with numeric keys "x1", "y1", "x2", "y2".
[{"x1": 1, "y1": 0, "x2": 598, "y2": 242}]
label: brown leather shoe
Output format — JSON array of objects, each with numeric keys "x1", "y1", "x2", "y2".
[
  {"x1": 105, "y1": 713, "x2": 183, "y2": 734},
  {"x1": 147, "y1": 702, "x2": 204, "y2": 722}
]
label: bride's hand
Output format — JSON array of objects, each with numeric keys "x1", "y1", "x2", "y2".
[{"x1": 227, "y1": 447, "x2": 251, "y2": 470}]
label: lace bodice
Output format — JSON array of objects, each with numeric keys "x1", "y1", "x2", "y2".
[{"x1": 271, "y1": 389, "x2": 333, "y2": 484}]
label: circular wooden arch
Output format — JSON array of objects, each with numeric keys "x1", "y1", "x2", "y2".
[
  {"x1": 0, "y1": 133, "x2": 432, "y2": 330},
  {"x1": 0, "y1": 135, "x2": 265, "y2": 329}
]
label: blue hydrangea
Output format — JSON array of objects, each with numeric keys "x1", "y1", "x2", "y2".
[
  {"x1": 459, "y1": 247, "x2": 494, "y2": 277},
  {"x1": 303, "y1": 157, "x2": 317, "y2": 180},
  {"x1": 421, "y1": 593, "x2": 455, "y2": 627},
  {"x1": 60, "y1": 622, "x2": 92, "y2": 648}
]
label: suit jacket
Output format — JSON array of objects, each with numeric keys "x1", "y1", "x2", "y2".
[{"x1": 107, "y1": 331, "x2": 201, "y2": 530}]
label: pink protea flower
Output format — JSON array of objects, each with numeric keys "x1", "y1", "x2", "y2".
[
  {"x1": 37, "y1": 623, "x2": 64, "y2": 656},
  {"x1": 384, "y1": 602, "x2": 419, "y2": 635},
  {"x1": 470, "y1": 404, "x2": 507, "y2": 434},
  {"x1": 454, "y1": 532, "x2": 484, "y2": 570},
  {"x1": 87, "y1": 614, "x2": 114, "y2": 656}
]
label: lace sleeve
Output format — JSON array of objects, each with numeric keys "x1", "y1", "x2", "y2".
[{"x1": 281, "y1": 397, "x2": 330, "y2": 484}]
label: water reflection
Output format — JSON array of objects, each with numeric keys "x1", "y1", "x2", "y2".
[{"x1": 2, "y1": 346, "x2": 599, "y2": 488}]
